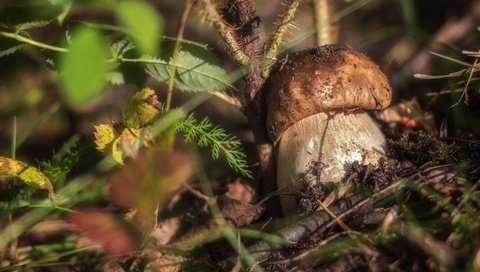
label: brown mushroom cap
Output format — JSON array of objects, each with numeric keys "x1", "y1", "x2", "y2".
[{"x1": 266, "y1": 44, "x2": 392, "y2": 141}]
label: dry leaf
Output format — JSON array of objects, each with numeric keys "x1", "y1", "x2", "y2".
[
  {"x1": 69, "y1": 208, "x2": 138, "y2": 255},
  {"x1": 108, "y1": 146, "x2": 194, "y2": 243}
]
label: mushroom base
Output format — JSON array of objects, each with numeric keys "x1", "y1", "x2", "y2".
[{"x1": 276, "y1": 111, "x2": 386, "y2": 215}]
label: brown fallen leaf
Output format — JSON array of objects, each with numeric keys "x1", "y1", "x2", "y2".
[
  {"x1": 68, "y1": 208, "x2": 138, "y2": 255},
  {"x1": 217, "y1": 195, "x2": 264, "y2": 227},
  {"x1": 108, "y1": 146, "x2": 194, "y2": 244},
  {"x1": 225, "y1": 178, "x2": 255, "y2": 203}
]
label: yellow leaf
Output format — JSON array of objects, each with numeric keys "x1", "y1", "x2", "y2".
[
  {"x1": 111, "y1": 127, "x2": 147, "y2": 164},
  {"x1": 123, "y1": 88, "x2": 161, "y2": 129},
  {"x1": 0, "y1": 156, "x2": 55, "y2": 200},
  {"x1": 93, "y1": 124, "x2": 116, "y2": 152}
]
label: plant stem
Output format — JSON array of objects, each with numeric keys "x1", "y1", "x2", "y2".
[
  {"x1": 0, "y1": 31, "x2": 68, "y2": 53},
  {"x1": 312, "y1": 0, "x2": 336, "y2": 46},
  {"x1": 208, "y1": 90, "x2": 242, "y2": 109},
  {"x1": 285, "y1": 0, "x2": 373, "y2": 50},
  {"x1": 261, "y1": 0, "x2": 301, "y2": 78},
  {"x1": 197, "y1": 0, "x2": 250, "y2": 66},
  {"x1": 11, "y1": 117, "x2": 16, "y2": 160},
  {"x1": 165, "y1": 0, "x2": 193, "y2": 112}
]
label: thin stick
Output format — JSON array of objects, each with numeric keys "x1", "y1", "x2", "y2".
[
  {"x1": 222, "y1": 180, "x2": 404, "y2": 265},
  {"x1": 11, "y1": 117, "x2": 17, "y2": 159},
  {"x1": 451, "y1": 56, "x2": 478, "y2": 107},
  {"x1": 165, "y1": 0, "x2": 193, "y2": 111},
  {"x1": 312, "y1": 0, "x2": 335, "y2": 46}
]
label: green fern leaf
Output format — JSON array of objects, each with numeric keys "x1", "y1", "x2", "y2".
[{"x1": 176, "y1": 114, "x2": 252, "y2": 178}]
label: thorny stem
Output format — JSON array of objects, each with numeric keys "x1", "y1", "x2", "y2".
[
  {"x1": 165, "y1": 0, "x2": 193, "y2": 112},
  {"x1": 0, "y1": 30, "x2": 69, "y2": 53},
  {"x1": 197, "y1": 0, "x2": 251, "y2": 66},
  {"x1": 312, "y1": 0, "x2": 336, "y2": 46},
  {"x1": 261, "y1": 0, "x2": 301, "y2": 78}
]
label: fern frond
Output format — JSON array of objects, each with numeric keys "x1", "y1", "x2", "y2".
[{"x1": 176, "y1": 114, "x2": 253, "y2": 178}]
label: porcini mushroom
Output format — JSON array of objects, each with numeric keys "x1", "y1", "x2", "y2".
[{"x1": 266, "y1": 45, "x2": 392, "y2": 215}]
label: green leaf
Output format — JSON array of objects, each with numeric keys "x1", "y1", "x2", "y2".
[
  {"x1": 59, "y1": 27, "x2": 109, "y2": 105},
  {"x1": 0, "y1": 156, "x2": 56, "y2": 199},
  {"x1": 77, "y1": 21, "x2": 129, "y2": 35},
  {"x1": 0, "y1": 37, "x2": 24, "y2": 58},
  {"x1": 52, "y1": 0, "x2": 73, "y2": 24},
  {"x1": 106, "y1": 71, "x2": 125, "y2": 85},
  {"x1": 111, "y1": 38, "x2": 135, "y2": 59},
  {"x1": 115, "y1": 1, "x2": 163, "y2": 56},
  {"x1": 0, "y1": 0, "x2": 65, "y2": 30},
  {"x1": 145, "y1": 41, "x2": 232, "y2": 92}
]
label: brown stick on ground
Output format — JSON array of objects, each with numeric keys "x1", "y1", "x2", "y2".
[{"x1": 220, "y1": 177, "x2": 408, "y2": 267}]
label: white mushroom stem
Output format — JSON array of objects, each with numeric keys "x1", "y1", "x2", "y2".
[{"x1": 277, "y1": 111, "x2": 386, "y2": 215}]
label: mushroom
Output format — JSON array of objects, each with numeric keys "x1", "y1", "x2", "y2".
[{"x1": 265, "y1": 45, "x2": 392, "y2": 215}]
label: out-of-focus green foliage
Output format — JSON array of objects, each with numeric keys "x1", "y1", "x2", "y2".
[
  {"x1": 115, "y1": 0, "x2": 162, "y2": 56},
  {"x1": 0, "y1": 37, "x2": 24, "y2": 58},
  {"x1": 0, "y1": 0, "x2": 70, "y2": 29},
  {"x1": 59, "y1": 27, "x2": 109, "y2": 105}
]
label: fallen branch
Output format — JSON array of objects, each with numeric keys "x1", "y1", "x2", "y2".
[{"x1": 221, "y1": 179, "x2": 404, "y2": 266}]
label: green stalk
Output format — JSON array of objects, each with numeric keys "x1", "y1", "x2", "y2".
[
  {"x1": 0, "y1": 31, "x2": 68, "y2": 53},
  {"x1": 165, "y1": 0, "x2": 193, "y2": 112}
]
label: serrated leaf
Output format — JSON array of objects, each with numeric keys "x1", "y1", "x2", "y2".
[
  {"x1": 0, "y1": 37, "x2": 24, "y2": 58},
  {"x1": 111, "y1": 38, "x2": 135, "y2": 59},
  {"x1": 52, "y1": 0, "x2": 72, "y2": 24},
  {"x1": 16, "y1": 20, "x2": 53, "y2": 31},
  {"x1": 145, "y1": 41, "x2": 232, "y2": 92},
  {"x1": 59, "y1": 27, "x2": 109, "y2": 105},
  {"x1": 0, "y1": 0, "x2": 65, "y2": 29},
  {"x1": 0, "y1": 156, "x2": 55, "y2": 199},
  {"x1": 115, "y1": 1, "x2": 162, "y2": 56}
]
